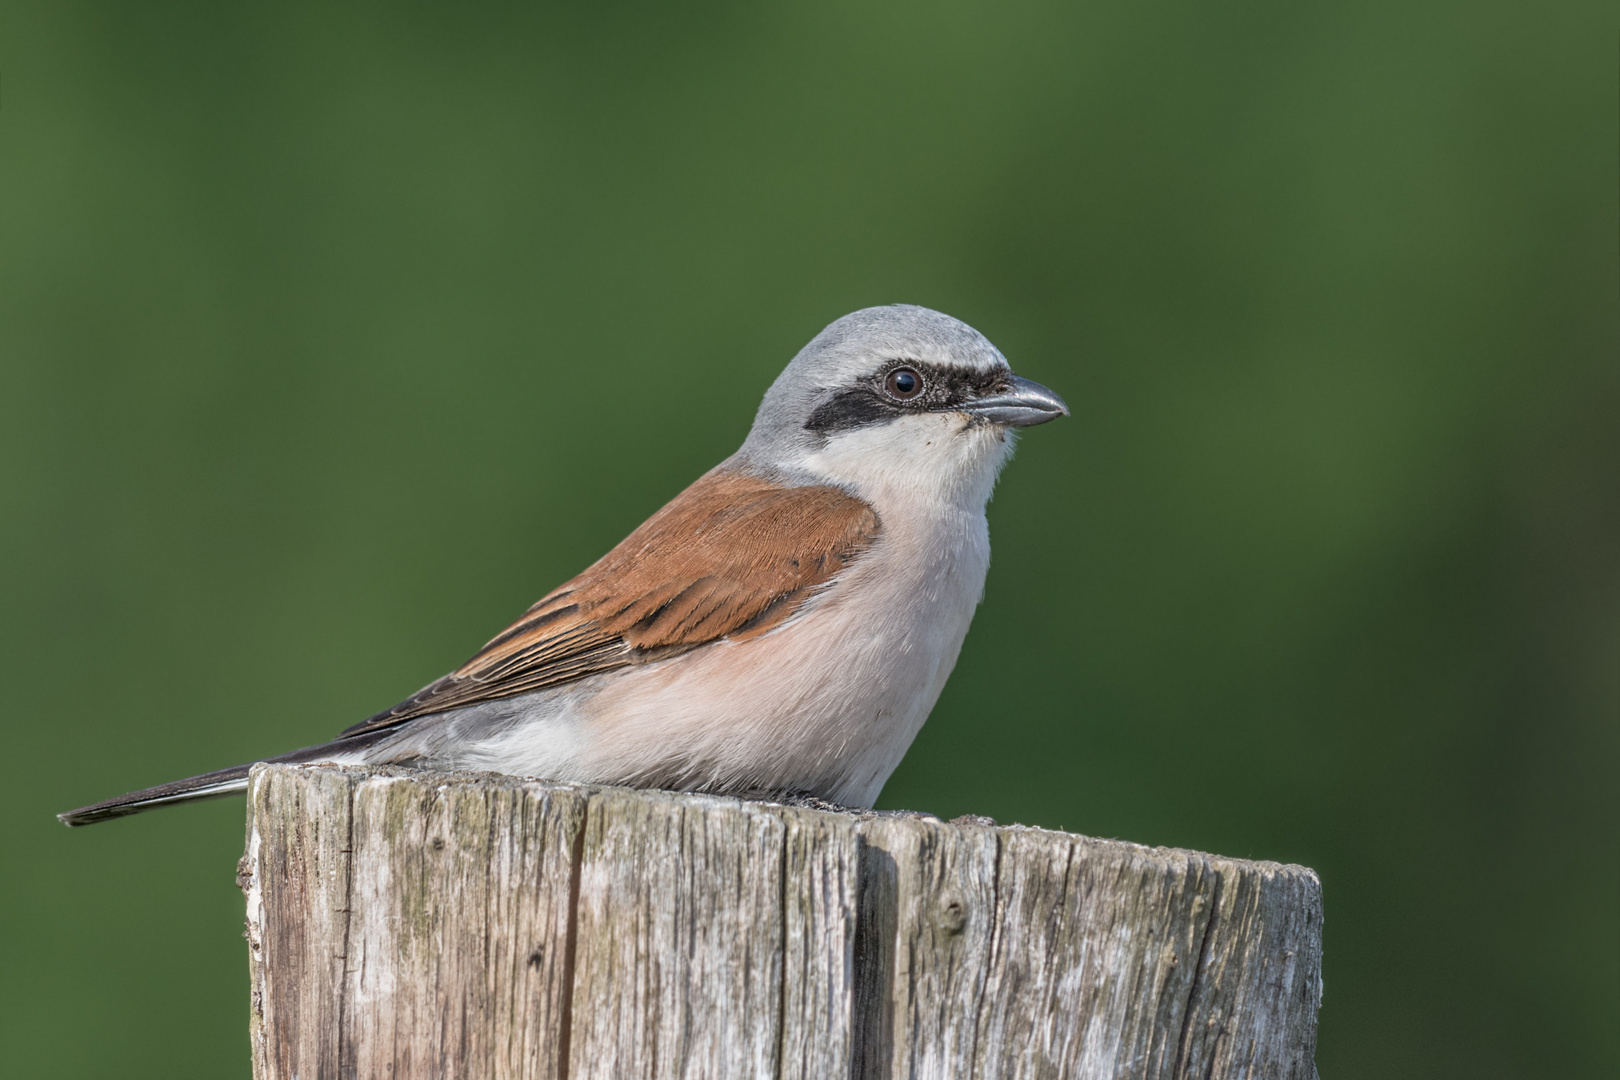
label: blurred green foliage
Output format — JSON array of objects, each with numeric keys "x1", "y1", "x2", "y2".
[{"x1": 1, "y1": 1, "x2": 1614, "y2": 1075}]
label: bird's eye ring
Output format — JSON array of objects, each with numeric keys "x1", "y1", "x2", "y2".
[{"x1": 885, "y1": 367, "x2": 924, "y2": 400}]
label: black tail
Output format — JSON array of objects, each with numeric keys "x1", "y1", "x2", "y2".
[
  {"x1": 58, "y1": 763, "x2": 257, "y2": 826},
  {"x1": 57, "y1": 733, "x2": 395, "y2": 826}
]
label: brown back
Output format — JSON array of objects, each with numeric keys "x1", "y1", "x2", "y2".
[{"x1": 341, "y1": 469, "x2": 881, "y2": 737}]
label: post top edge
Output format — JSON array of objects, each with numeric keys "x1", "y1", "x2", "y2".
[{"x1": 251, "y1": 761, "x2": 1320, "y2": 881}]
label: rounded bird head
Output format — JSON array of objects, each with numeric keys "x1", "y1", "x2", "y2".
[{"x1": 737, "y1": 305, "x2": 1067, "y2": 508}]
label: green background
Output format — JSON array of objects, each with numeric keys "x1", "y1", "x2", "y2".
[{"x1": 2, "y1": 1, "x2": 1614, "y2": 1075}]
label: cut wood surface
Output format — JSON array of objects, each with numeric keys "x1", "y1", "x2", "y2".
[{"x1": 240, "y1": 763, "x2": 1322, "y2": 1080}]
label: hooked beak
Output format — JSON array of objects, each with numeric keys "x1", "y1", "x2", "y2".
[{"x1": 967, "y1": 374, "x2": 1070, "y2": 427}]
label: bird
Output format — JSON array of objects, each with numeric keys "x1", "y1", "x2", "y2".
[{"x1": 59, "y1": 304, "x2": 1067, "y2": 826}]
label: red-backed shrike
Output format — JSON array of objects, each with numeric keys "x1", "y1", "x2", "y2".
[{"x1": 62, "y1": 305, "x2": 1066, "y2": 825}]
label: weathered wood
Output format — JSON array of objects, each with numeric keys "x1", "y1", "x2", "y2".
[{"x1": 240, "y1": 763, "x2": 1322, "y2": 1079}]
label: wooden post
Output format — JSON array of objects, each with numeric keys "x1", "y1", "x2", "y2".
[{"x1": 238, "y1": 762, "x2": 1322, "y2": 1079}]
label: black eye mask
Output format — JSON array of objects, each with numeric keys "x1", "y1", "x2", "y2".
[{"x1": 804, "y1": 361, "x2": 1012, "y2": 435}]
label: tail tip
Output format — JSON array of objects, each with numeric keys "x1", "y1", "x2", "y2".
[{"x1": 57, "y1": 802, "x2": 135, "y2": 827}]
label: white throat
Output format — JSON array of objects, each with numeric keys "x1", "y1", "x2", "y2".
[{"x1": 795, "y1": 412, "x2": 1016, "y2": 514}]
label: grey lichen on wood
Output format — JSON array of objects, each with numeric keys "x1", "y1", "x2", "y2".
[{"x1": 240, "y1": 763, "x2": 1322, "y2": 1080}]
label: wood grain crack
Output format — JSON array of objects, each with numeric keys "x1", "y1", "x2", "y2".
[
  {"x1": 556, "y1": 798, "x2": 587, "y2": 1080},
  {"x1": 773, "y1": 823, "x2": 789, "y2": 1080},
  {"x1": 1172, "y1": 860, "x2": 1223, "y2": 1078},
  {"x1": 335, "y1": 780, "x2": 358, "y2": 1074}
]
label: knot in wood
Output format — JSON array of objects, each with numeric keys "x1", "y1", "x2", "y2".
[{"x1": 936, "y1": 890, "x2": 969, "y2": 935}]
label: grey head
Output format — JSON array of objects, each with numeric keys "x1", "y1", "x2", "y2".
[{"x1": 735, "y1": 304, "x2": 1067, "y2": 472}]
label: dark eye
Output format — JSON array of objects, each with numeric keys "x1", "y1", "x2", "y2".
[{"x1": 885, "y1": 367, "x2": 924, "y2": 400}]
